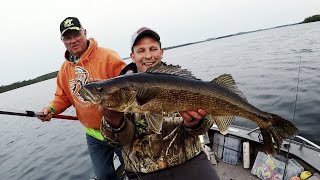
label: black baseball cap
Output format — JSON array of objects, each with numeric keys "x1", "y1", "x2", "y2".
[{"x1": 60, "y1": 17, "x2": 82, "y2": 36}]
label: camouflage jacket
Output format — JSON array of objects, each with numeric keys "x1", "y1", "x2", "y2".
[{"x1": 101, "y1": 63, "x2": 214, "y2": 173}]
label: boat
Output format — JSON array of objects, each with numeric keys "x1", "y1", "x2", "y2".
[
  {"x1": 117, "y1": 123, "x2": 319, "y2": 180},
  {"x1": 200, "y1": 124, "x2": 320, "y2": 180}
]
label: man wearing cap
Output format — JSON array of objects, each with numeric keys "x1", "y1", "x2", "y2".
[
  {"x1": 38, "y1": 17, "x2": 126, "y2": 180},
  {"x1": 99, "y1": 27, "x2": 220, "y2": 180}
]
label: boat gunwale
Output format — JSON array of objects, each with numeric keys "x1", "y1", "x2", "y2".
[{"x1": 209, "y1": 124, "x2": 320, "y2": 172}]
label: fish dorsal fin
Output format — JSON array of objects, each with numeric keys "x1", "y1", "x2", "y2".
[
  {"x1": 146, "y1": 63, "x2": 198, "y2": 80},
  {"x1": 136, "y1": 87, "x2": 162, "y2": 106},
  {"x1": 145, "y1": 113, "x2": 163, "y2": 134},
  {"x1": 212, "y1": 74, "x2": 248, "y2": 102},
  {"x1": 213, "y1": 115, "x2": 235, "y2": 135}
]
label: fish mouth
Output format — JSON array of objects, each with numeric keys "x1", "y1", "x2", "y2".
[{"x1": 79, "y1": 88, "x2": 101, "y2": 104}]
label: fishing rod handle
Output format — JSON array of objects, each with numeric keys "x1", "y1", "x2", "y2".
[{"x1": 52, "y1": 114, "x2": 78, "y2": 120}]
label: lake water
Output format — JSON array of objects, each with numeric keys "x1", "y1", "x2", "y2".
[{"x1": 1, "y1": 22, "x2": 319, "y2": 179}]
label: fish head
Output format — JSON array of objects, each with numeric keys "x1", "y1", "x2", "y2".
[
  {"x1": 79, "y1": 79, "x2": 137, "y2": 111},
  {"x1": 79, "y1": 81, "x2": 104, "y2": 104}
]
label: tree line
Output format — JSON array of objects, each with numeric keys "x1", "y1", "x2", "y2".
[
  {"x1": 0, "y1": 71, "x2": 58, "y2": 93},
  {"x1": 301, "y1": 14, "x2": 320, "y2": 23}
]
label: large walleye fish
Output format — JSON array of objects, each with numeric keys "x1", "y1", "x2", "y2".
[{"x1": 79, "y1": 63, "x2": 298, "y2": 154}]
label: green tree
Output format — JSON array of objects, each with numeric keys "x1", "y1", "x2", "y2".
[{"x1": 302, "y1": 15, "x2": 320, "y2": 23}]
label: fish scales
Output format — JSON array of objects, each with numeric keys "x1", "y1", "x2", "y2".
[{"x1": 119, "y1": 73, "x2": 267, "y2": 123}]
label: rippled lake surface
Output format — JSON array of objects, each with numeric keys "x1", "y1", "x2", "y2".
[{"x1": 1, "y1": 22, "x2": 319, "y2": 179}]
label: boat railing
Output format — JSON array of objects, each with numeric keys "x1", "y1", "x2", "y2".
[
  {"x1": 247, "y1": 127, "x2": 259, "y2": 135},
  {"x1": 295, "y1": 135, "x2": 320, "y2": 151},
  {"x1": 246, "y1": 127, "x2": 320, "y2": 155}
]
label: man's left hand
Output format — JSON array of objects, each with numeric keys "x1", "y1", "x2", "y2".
[{"x1": 180, "y1": 109, "x2": 207, "y2": 128}]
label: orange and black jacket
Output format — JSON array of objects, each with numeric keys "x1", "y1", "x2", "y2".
[{"x1": 49, "y1": 38, "x2": 126, "y2": 129}]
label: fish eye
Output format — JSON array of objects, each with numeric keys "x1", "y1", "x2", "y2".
[{"x1": 96, "y1": 86, "x2": 103, "y2": 92}]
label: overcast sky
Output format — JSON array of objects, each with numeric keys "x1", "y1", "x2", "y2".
[{"x1": 0, "y1": 0, "x2": 319, "y2": 86}]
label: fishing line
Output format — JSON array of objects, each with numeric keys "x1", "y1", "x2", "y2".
[
  {"x1": 285, "y1": 56, "x2": 302, "y2": 158},
  {"x1": 291, "y1": 55, "x2": 302, "y2": 125}
]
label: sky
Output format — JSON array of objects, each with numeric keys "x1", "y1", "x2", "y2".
[{"x1": 0, "y1": 0, "x2": 319, "y2": 86}]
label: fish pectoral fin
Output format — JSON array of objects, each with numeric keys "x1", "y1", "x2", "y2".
[
  {"x1": 136, "y1": 87, "x2": 162, "y2": 106},
  {"x1": 145, "y1": 113, "x2": 164, "y2": 134},
  {"x1": 212, "y1": 74, "x2": 248, "y2": 102},
  {"x1": 213, "y1": 115, "x2": 235, "y2": 135}
]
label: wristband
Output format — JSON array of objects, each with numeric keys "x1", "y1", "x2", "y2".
[{"x1": 101, "y1": 116, "x2": 126, "y2": 133}]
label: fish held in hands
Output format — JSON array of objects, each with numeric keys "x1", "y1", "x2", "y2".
[{"x1": 79, "y1": 63, "x2": 298, "y2": 154}]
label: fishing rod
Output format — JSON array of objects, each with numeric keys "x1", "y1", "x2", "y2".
[{"x1": 0, "y1": 109, "x2": 78, "y2": 120}]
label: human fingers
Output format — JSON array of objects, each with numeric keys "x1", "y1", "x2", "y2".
[
  {"x1": 37, "y1": 107, "x2": 52, "y2": 122},
  {"x1": 186, "y1": 110, "x2": 203, "y2": 120},
  {"x1": 179, "y1": 111, "x2": 192, "y2": 121},
  {"x1": 197, "y1": 109, "x2": 208, "y2": 117},
  {"x1": 179, "y1": 111, "x2": 200, "y2": 127}
]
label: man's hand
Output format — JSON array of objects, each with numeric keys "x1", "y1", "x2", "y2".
[
  {"x1": 180, "y1": 109, "x2": 207, "y2": 128},
  {"x1": 37, "y1": 106, "x2": 52, "y2": 122},
  {"x1": 98, "y1": 106, "x2": 124, "y2": 128}
]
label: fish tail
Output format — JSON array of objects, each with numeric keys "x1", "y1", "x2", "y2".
[{"x1": 260, "y1": 113, "x2": 299, "y2": 154}]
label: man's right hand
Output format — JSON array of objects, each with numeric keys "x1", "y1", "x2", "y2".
[{"x1": 37, "y1": 106, "x2": 52, "y2": 122}]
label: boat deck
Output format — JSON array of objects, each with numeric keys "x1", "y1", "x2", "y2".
[{"x1": 215, "y1": 161, "x2": 259, "y2": 180}]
